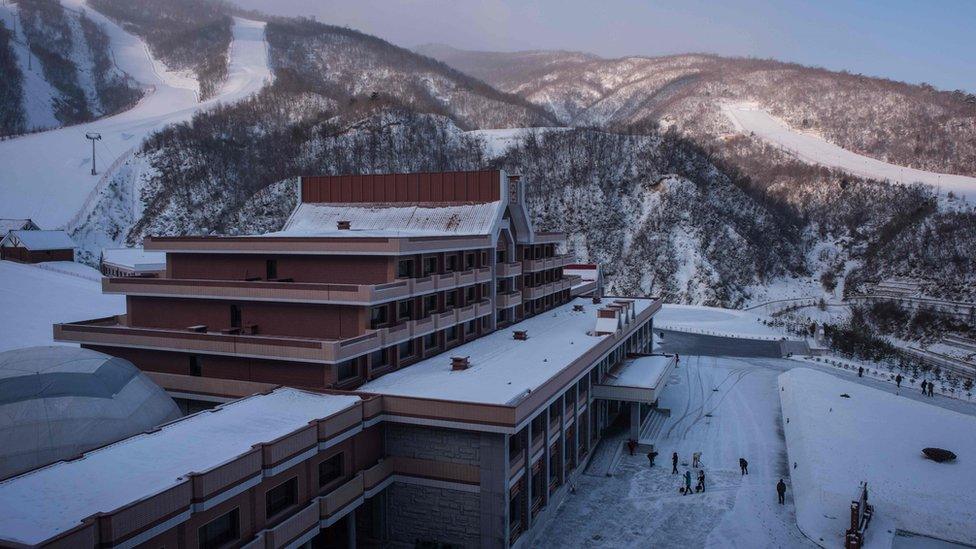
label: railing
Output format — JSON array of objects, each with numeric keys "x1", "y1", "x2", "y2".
[
  {"x1": 103, "y1": 267, "x2": 492, "y2": 305},
  {"x1": 522, "y1": 254, "x2": 573, "y2": 273},
  {"x1": 320, "y1": 473, "x2": 364, "y2": 518},
  {"x1": 496, "y1": 291, "x2": 522, "y2": 308},
  {"x1": 263, "y1": 501, "x2": 318, "y2": 548},
  {"x1": 496, "y1": 262, "x2": 523, "y2": 277}
]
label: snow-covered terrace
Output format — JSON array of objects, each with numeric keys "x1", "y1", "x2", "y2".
[
  {"x1": 101, "y1": 247, "x2": 166, "y2": 271},
  {"x1": 0, "y1": 388, "x2": 360, "y2": 546},
  {"x1": 359, "y1": 297, "x2": 658, "y2": 406},
  {"x1": 271, "y1": 201, "x2": 503, "y2": 238}
]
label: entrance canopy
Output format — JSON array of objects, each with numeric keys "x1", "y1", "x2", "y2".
[{"x1": 593, "y1": 354, "x2": 676, "y2": 404}]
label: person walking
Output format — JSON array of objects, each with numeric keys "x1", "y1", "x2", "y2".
[
  {"x1": 895, "y1": 374, "x2": 903, "y2": 389},
  {"x1": 921, "y1": 380, "x2": 928, "y2": 395},
  {"x1": 928, "y1": 381, "x2": 935, "y2": 397},
  {"x1": 692, "y1": 452, "x2": 702, "y2": 468},
  {"x1": 684, "y1": 470, "x2": 692, "y2": 495},
  {"x1": 672, "y1": 452, "x2": 679, "y2": 474},
  {"x1": 777, "y1": 479, "x2": 787, "y2": 504},
  {"x1": 627, "y1": 438, "x2": 637, "y2": 456},
  {"x1": 697, "y1": 469, "x2": 706, "y2": 493},
  {"x1": 739, "y1": 458, "x2": 749, "y2": 475},
  {"x1": 647, "y1": 450, "x2": 658, "y2": 467},
  {"x1": 858, "y1": 366, "x2": 864, "y2": 377}
]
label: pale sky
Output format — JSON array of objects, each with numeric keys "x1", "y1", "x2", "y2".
[{"x1": 233, "y1": 0, "x2": 976, "y2": 92}]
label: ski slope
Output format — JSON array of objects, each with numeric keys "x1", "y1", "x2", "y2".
[
  {"x1": 0, "y1": 3, "x2": 272, "y2": 230},
  {"x1": 722, "y1": 103, "x2": 976, "y2": 201},
  {"x1": 0, "y1": 260, "x2": 123, "y2": 352}
]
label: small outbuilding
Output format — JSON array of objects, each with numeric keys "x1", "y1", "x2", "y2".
[
  {"x1": 100, "y1": 247, "x2": 166, "y2": 277},
  {"x1": 0, "y1": 230, "x2": 76, "y2": 263}
]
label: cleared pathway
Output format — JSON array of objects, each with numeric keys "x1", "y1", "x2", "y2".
[
  {"x1": 0, "y1": 2, "x2": 272, "y2": 229},
  {"x1": 722, "y1": 103, "x2": 976, "y2": 201}
]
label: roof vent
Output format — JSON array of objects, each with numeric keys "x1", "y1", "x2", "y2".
[
  {"x1": 337, "y1": 220, "x2": 351, "y2": 230},
  {"x1": 451, "y1": 356, "x2": 471, "y2": 371},
  {"x1": 592, "y1": 296, "x2": 602, "y2": 304},
  {"x1": 573, "y1": 304, "x2": 584, "y2": 312},
  {"x1": 513, "y1": 330, "x2": 528, "y2": 341}
]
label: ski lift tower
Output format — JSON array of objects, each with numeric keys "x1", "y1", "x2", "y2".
[{"x1": 85, "y1": 132, "x2": 102, "y2": 175}]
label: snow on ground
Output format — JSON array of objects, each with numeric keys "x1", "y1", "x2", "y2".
[
  {"x1": 780, "y1": 368, "x2": 976, "y2": 547},
  {"x1": 0, "y1": 6, "x2": 272, "y2": 230},
  {"x1": 537, "y1": 355, "x2": 815, "y2": 548},
  {"x1": 657, "y1": 304, "x2": 787, "y2": 340},
  {"x1": 722, "y1": 104, "x2": 976, "y2": 201},
  {"x1": 33, "y1": 260, "x2": 104, "y2": 282},
  {"x1": 465, "y1": 127, "x2": 569, "y2": 158},
  {"x1": 0, "y1": 260, "x2": 123, "y2": 352}
]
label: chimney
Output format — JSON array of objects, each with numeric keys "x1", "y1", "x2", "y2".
[
  {"x1": 592, "y1": 296, "x2": 602, "y2": 304},
  {"x1": 337, "y1": 220, "x2": 351, "y2": 230},
  {"x1": 451, "y1": 356, "x2": 471, "y2": 371},
  {"x1": 572, "y1": 304, "x2": 584, "y2": 312},
  {"x1": 513, "y1": 330, "x2": 528, "y2": 341}
]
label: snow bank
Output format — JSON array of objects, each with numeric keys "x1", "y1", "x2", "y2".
[
  {"x1": 656, "y1": 304, "x2": 787, "y2": 340},
  {"x1": 33, "y1": 261, "x2": 103, "y2": 282},
  {"x1": 723, "y1": 104, "x2": 976, "y2": 201},
  {"x1": 779, "y1": 368, "x2": 976, "y2": 547},
  {"x1": 0, "y1": 260, "x2": 123, "y2": 351}
]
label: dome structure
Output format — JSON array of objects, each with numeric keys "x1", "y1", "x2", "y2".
[{"x1": 0, "y1": 346, "x2": 180, "y2": 480}]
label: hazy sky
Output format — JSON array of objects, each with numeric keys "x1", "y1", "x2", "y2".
[{"x1": 233, "y1": 0, "x2": 976, "y2": 92}]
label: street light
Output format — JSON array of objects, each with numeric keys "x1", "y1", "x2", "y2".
[{"x1": 85, "y1": 132, "x2": 101, "y2": 175}]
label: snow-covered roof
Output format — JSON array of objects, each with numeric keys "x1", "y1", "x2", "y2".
[
  {"x1": 0, "y1": 219, "x2": 35, "y2": 236},
  {"x1": 101, "y1": 247, "x2": 166, "y2": 271},
  {"x1": 606, "y1": 355, "x2": 674, "y2": 389},
  {"x1": 0, "y1": 388, "x2": 360, "y2": 545},
  {"x1": 359, "y1": 297, "x2": 657, "y2": 405},
  {"x1": 1, "y1": 230, "x2": 75, "y2": 251},
  {"x1": 273, "y1": 201, "x2": 503, "y2": 238}
]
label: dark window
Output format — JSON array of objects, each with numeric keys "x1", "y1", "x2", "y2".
[
  {"x1": 397, "y1": 259, "x2": 413, "y2": 278},
  {"x1": 370, "y1": 306, "x2": 387, "y2": 328},
  {"x1": 318, "y1": 453, "x2": 343, "y2": 487},
  {"x1": 230, "y1": 305, "x2": 241, "y2": 328},
  {"x1": 424, "y1": 332, "x2": 438, "y2": 349},
  {"x1": 445, "y1": 326, "x2": 458, "y2": 342},
  {"x1": 481, "y1": 251, "x2": 488, "y2": 266},
  {"x1": 445, "y1": 290, "x2": 457, "y2": 308},
  {"x1": 189, "y1": 356, "x2": 201, "y2": 377},
  {"x1": 497, "y1": 309, "x2": 509, "y2": 323},
  {"x1": 464, "y1": 253, "x2": 475, "y2": 269},
  {"x1": 266, "y1": 259, "x2": 277, "y2": 280},
  {"x1": 336, "y1": 360, "x2": 358, "y2": 382},
  {"x1": 423, "y1": 257, "x2": 437, "y2": 276},
  {"x1": 445, "y1": 255, "x2": 458, "y2": 272},
  {"x1": 398, "y1": 339, "x2": 415, "y2": 358},
  {"x1": 265, "y1": 477, "x2": 297, "y2": 518},
  {"x1": 424, "y1": 295, "x2": 438, "y2": 316},
  {"x1": 465, "y1": 286, "x2": 476, "y2": 303},
  {"x1": 496, "y1": 249, "x2": 506, "y2": 263},
  {"x1": 397, "y1": 301, "x2": 413, "y2": 320},
  {"x1": 465, "y1": 320, "x2": 477, "y2": 335},
  {"x1": 198, "y1": 508, "x2": 239, "y2": 549},
  {"x1": 370, "y1": 348, "x2": 389, "y2": 368}
]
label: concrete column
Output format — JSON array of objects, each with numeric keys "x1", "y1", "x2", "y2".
[
  {"x1": 524, "y1": 422, "x2": 533, "y2": 529},
  {"x1": 630, "y1": 402, "x2": 640, "y2": 441},
  {"x1": 346, "y1": 513, "x2": 356, "y2": 549},
  {"x1": 572, "y1": 383, "x2": 580, "y2": 468},
  {"x1": 558, "y1": 393, "x2": 566, "y2": 485},
  {"x1": 542, "y1": 409, "x2": 551, "y2": 508},
  {"x1": 480, "y1": 432, "x2": 508, "y2": 548}
]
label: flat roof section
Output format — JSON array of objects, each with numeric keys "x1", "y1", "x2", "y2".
[
  {"x1": 274, "y1": 201, "x2": 503, "y2": 238},
  {"x1": 0, "y1": 388, "x2": 360, "y2": 545},
  {"x1": 359, "y1": 297, "x2": 657, "y2": 406},
  {"x1": 606, "y1": 354, "x2": 675, "y2": 390}
]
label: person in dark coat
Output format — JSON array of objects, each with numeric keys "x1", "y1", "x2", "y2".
[
  {"x1": 627, "y1": 438, "x2": 637, "y2": 456},
  {"x1": 858, "y1": 366, "x2": 864, "y2": 377},
  {"x1": 697, "y1": 469, "x2": 706, "y2": 492},
  {"x1": 777, "y1": 479, "x2": 787, "y2": 504},
  {"x1": 928, "y1": 381, "x2": 935, "y2": 397},
  {"x1": 672, "y1": 452, "x2": 679, "y2": 474},
  {"x1": 921, "y1": 380, "x2": 928, "y2": 395},
  {"x1": 684, "y1": 470, "x2": 692, "y2": 495},
  {"x1": 739, "y1": 458, "x2": 749, "y2": 475},
  {"x1": 647, "y1": 450, "x2": 658, "y2": 467},
  {"x1": 895, "y1": 374, "x2": 903, "y2": 389}
]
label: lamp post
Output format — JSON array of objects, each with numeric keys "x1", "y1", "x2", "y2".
[{"x1": 85, "y1": 132, "x2": 101, "y2": 175}]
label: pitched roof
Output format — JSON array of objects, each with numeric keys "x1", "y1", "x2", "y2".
[
  {"x1": 1, "y1": 230, "x2": 75, "y2": 251},
  {"x1": 0, "y1": 219, "x2": 36, "y2": 236},
  {"x1": 271, "y1": 201, "x2": 503, "y2": 238}
]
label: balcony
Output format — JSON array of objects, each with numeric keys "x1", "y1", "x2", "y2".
[
  {"x1": 522, "y1": 254, "x2": 573, "y2": 273},
  {"x1": 496, "y1": 262, "x2": 522, "y2": 277},
  {"x1": 496, "y1": 291, "x2": 522, "y2": 309},
  {"x1": 102, "y1": 267, "x2": 493, "y2": 305},
  {"x1": 523, "y1": 278, "x2": 572, "y2": 301},
  {"x1": 260, "y1": 500, "x2": 319, "y2": 548},
  {"x1": 320, "y1": 473, "x2": 364, "y2": 521}
]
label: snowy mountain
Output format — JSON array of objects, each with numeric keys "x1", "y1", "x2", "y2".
[{"x1": 0, "y1": 0, "x2": 143, "y2": 135}]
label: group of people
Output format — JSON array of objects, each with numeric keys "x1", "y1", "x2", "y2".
[
  {"x1": 920, "y1": 379, "x2": 936, "y2": 397},
  {"x1": 645, "y1": 451, "x2": 788, "y2": 504}
]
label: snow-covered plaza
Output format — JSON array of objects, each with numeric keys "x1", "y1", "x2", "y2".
[{"x1": 534, "y1": 343, "x2": 976, "y2": 548}]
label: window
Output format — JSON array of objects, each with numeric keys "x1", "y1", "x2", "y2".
[
  {"x1": 266, "y1": 259, "x2": 277, "y2": 280},
  {"x1": 423, "y1": 332, "x2": 438, "y2": 349},
  {"x1": 199, "y1": 508, "x2": 240, "y2": 549},
  {"x1": 370, "y1": 348, "x2": 389, "y2": 369},
  {"x1": 318, "y1": 453, "x2": 343, "y2": 487},
  {"x1": 265, "y1": 477, "x2": 297, "y2": 518},
  {"x1": 497, "y1": 309, "x2": 509, "y2": 323},
  {"x1": 464, "y1": 253, "x2": 475, "y2": 270},
  {"x1": 445, "y1": 254, "x2": 458, "y2": 272},
  {"x1": 496, "y1": 249, "x2": 506, "y2": 263},
  {"x1": 370, "y1": 306, "x2": 388, "y2": 328},
  {"x1": 465, "y1": 320, "x2": 477, "y2": 335},
  {"x1": 397, "y1": 300, "x2": 413, "y2": 321},
  {"x1": 336, "y1": 360, "x2": 358, "y2": 382},
  {"x1": 230, "y1": 304, "x2": 241, "y2": 328},
  {"x1": 397, "y1": 259, "x2": 413, "y2": 278},
  {"x1": 423, "y1": 257, "x2": 437, "y2": 276},
  {"x1": 445, "y1": 326, "x2": 458, "y2": 342},
  {"x1": 424, "y1": 295, "x2": 438, "y2": 316},
  {"x1": 398, "y1": 339, "x2": 415, "y2": 359},
  {"x1": 465, "y1": 286, "x2": 476, "y2": 303},
  {"x1": 444, "y1": 290, "x2": 457, "y2": 308},
  {"x1": 189, "y1": 356, "x2": 201, "y2": 377}
]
